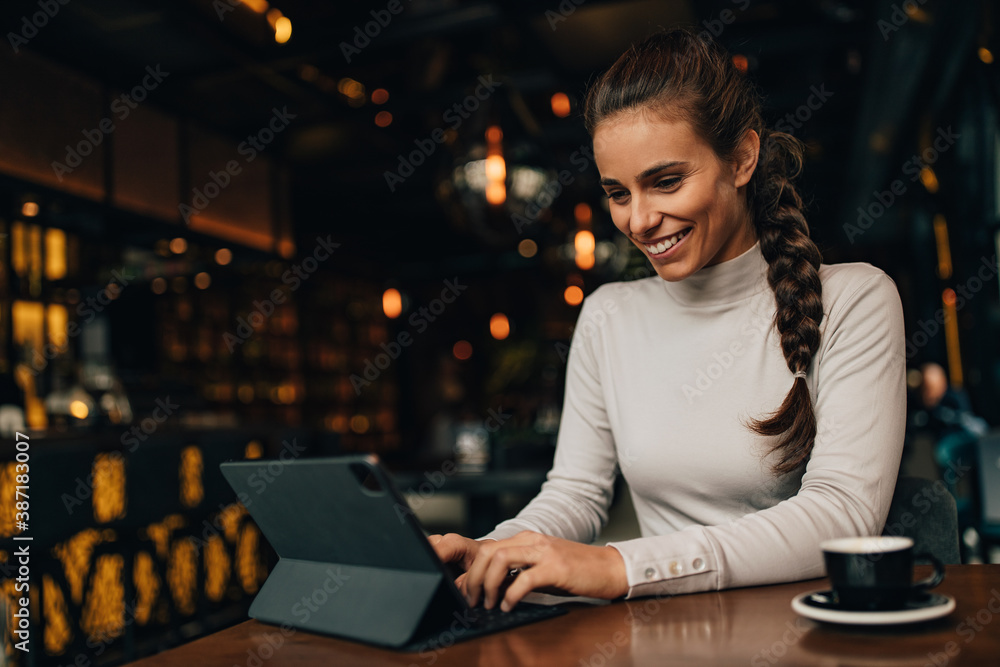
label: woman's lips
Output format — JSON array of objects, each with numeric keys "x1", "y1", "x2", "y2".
[{"x1": 644, "y1": 228, "x2": 691, "y2": 257}]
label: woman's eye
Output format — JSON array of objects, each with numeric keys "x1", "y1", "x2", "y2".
[
  {"x1": 656, "y1": 177, "x2": 682, "y2": 190},
  {"x1": 605, "y1": 190, "x2": 628, "y2": 202}
]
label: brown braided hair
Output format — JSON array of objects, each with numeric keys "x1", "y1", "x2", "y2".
[{"x1": 583, "y1": 28, "x2": 824, "y2": 475}]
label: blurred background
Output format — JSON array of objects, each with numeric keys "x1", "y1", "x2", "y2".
[{"x1": 0, "y1": 0, "x2": 996, "y2": 663}]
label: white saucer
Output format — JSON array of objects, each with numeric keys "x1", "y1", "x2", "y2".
[{"x1": 791, "y1": 590, "x2": 956, "y2": 625}]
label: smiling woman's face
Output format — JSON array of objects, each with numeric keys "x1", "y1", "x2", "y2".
[{"x1": 594, "y1": 109, "x2": 759, "y2": 282}]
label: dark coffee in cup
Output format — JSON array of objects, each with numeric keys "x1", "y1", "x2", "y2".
[{"x1": 820, "y1": 536, "x2": 945, "y2": 611}]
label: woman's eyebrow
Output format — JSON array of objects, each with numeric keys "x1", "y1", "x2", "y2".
[
  {"x1": 600, "y1": 161, "x2": 689, "y2": 187},
  {"x1": 636, "y1": 161, "x2": 688, "y2": 181}
]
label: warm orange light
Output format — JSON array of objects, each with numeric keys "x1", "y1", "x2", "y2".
[
  {"x1": 574, "y1": 203, "x2": 592, "y2": 226},
  {"x1": 942, "y1": 289, "x2": 963, "y2": 388},
  {"x1": 244, "y1": 441, "x2": 263, "y2": 459},
  {"x1": 550, "y1": 92, "x2": 571, "y2": 118},
  {"x1": 47, "y1": 304, "x2": 68, "y2": 349},
  {"x1": 278, "y1": 239, "x2": 295, "y2": 258},
  {"x1": 21, "y1": 202, "x2": 39, "y2": 217},
  {"x1": 485, "y1": 154, "x2": 506, "y2": 181},
  {"x1": 151, "y1": 277, "x2": 167, "y2": 295},
  {"x1": 371, "y1": 88, "x2": 389, "y2": 104},
  {"x1": 194, "y1": 272, "x2": 212, "y2": 290},
  {"x1": 215, "y1": 248, "x2": 232, "y2": 265},
  {"x1": 338, "y1": 78, "x2": 365, "y2": 100},
  {"x1": 241, "y1": 0, "x2": 268, "y2": 13},
  {"x1": 453, "y1": 340, "x2": 473, "y2": 360},
  {"x1": 486, "y1": 182, "x2": 506, "y2": 205},
  {"x1": 732, "y1": 54, "x2": 749, "y2": 72},
  {"x1": 486, "y1": 126, "x2": 503, "y2": 143},
  {"x1": 979, "y1": 48, "x2": 994, "y2": 64},
  {"x1": 382, "y1": 288, "x2": 402, "y2": 319},
  {"x1": 169, "y1": 237, "x2": 187, "y2": 254},
  {"x1": 350, "y1": 415, "x2": 370, "y2": 434},
  {"x1": 45, "y1": 229, "x2": 67, "y2": 280},
  {"x1": 517, "y1": 239, "x2": 537, "y2": 258},
  {"x1": 564, "y1": 285, "x2": 584, "y2": 306},
  {"x1": 274, "y1": 16, "x2": 292, "y2": 43},
  {"x1": 490, "y1": 313, "x2": 510, "y2": 340},
  {"x1": 69, "y1": 400, "x2": 90, "y2": 420},
  {"x1": 575, "y1": 253, "x2": 595, "y2": 270},
  {"x1": 375, "y1": 111, "x2": 393, "y2": 127},
  {"x1": 574, "y1": 230, "x2": 595, "y2": 255},
  {"x1": 920, "y1": 167, "x2": 939, "y2": 193},
  {"x1": 933, "y1": 214, "x2": 953, "y2": 280},
  {"x1": 266, "y1": 8, "x2": 281, "y2": 26}
]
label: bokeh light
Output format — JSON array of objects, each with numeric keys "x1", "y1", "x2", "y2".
[
  {"x1": 453, "y1": 340, "x2": 473, "y2": 360},
  {"x1": 550, "y1": 92, "x2": 571, "y2": 118},
  {"x1": 518, "y1": 239, "x2": 538, "y2": 258},
  {"x1": 564, "y1": 286, "x2": 584, "y2": 306},
  {"x1": 490, "y1": 313, "x2": 510, "y2": 340},
  {"x1": 382, "y1": 288, "x2": 402, "y2": 319}
]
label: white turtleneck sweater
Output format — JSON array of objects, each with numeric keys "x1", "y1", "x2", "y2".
[{"x1": 483, "y1": 242, "x2": 906, "y2": 598}]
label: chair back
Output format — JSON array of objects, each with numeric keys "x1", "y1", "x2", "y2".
[
  {"x1": 976, "y1": 430, "x2": 1000, "y2": 527},
  {"x1": 882, "y1": 475, "x2": 961, "y2": 565}
]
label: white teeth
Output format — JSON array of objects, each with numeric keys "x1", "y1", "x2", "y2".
[{"x1": 645, "y1": 229, "x2": 689, "y2": 254}]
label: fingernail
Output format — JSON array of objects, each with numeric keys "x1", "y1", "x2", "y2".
[{"x1": 500, "y1": 601, "x2": 510, "y2": 613}]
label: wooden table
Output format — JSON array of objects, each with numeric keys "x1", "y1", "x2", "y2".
[{"x1": 128, "y1": 565, "x2": 1000, "y2": 666}]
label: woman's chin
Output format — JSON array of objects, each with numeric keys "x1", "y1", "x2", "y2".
[{"x1": 651, "y1": 257, "x2": 697, "y2": 282}]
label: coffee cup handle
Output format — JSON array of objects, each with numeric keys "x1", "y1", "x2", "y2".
[{"x1": 911, "y1": 552, "x2": 946, "y2": 592}]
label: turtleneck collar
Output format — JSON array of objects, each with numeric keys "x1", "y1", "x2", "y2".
[{"x1": 661, "y1": 241, "x2": 770, "y2": 307}]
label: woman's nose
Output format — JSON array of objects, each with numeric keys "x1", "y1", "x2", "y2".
[{"x1": 630, "y1": 195, "x2": 661, "y2": 239}]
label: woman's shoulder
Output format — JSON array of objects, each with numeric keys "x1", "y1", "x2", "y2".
[
  {"x1": 818, "y1": 260, "x2": 901, "y2": 320},
  {"x1": 819, "y1": 260, "x2": 895, "y2": 292}
]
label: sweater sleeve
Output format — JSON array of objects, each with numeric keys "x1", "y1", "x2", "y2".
[
  {"x1": 606, "y1": 272, "x2": 907, "y2": 597},
  {"x1": 481, "y1": 292, "x2": 619, "y2": 543}
]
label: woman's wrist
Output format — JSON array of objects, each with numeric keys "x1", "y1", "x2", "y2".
[{"x1": 604, "y1": 545, "x2": 631, "y2": 599}]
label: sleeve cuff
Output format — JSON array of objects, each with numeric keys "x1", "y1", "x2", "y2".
[{"x1": 606, "y1": 535, "x2": 719, "y2": 598}]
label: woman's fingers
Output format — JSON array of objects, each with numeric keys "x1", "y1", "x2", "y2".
[
  {"x1": 428, "y1": 532, "x2": 477, "y2": 567},
  {"x1": 500, "y1": 566, "x2": 545, "y2": 612},
  {"x1": 464, "y1": 532, "x2": 546, "y2": 608},
  {"x1": 481, "y1": 547, "x2": 535, "y2": 610}
]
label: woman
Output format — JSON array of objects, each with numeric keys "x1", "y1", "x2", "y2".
[{"x1": 431, "y1": 27, "x2": 905, "y2": 612}]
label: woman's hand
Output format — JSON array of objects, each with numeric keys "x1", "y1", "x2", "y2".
[{"x1": 457, "y1": 531, "x2": 630, "y2": 611}]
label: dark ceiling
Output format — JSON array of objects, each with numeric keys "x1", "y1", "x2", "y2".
[{"x1": 0, "y1": 0, "x2": 972, "y2": 276}]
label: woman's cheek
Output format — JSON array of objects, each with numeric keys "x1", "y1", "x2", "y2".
[{"x1": 610, "y1": 209, "x2": 630, "y2": 234}]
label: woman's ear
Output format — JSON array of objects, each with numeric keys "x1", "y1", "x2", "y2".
[{"x1": 734, "y1": 129, "x2": 760, "y2": 188}]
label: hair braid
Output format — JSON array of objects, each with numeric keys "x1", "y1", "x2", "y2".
[{"x1": 747, "y1": 130, "x2": 824, "y2": 474}]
